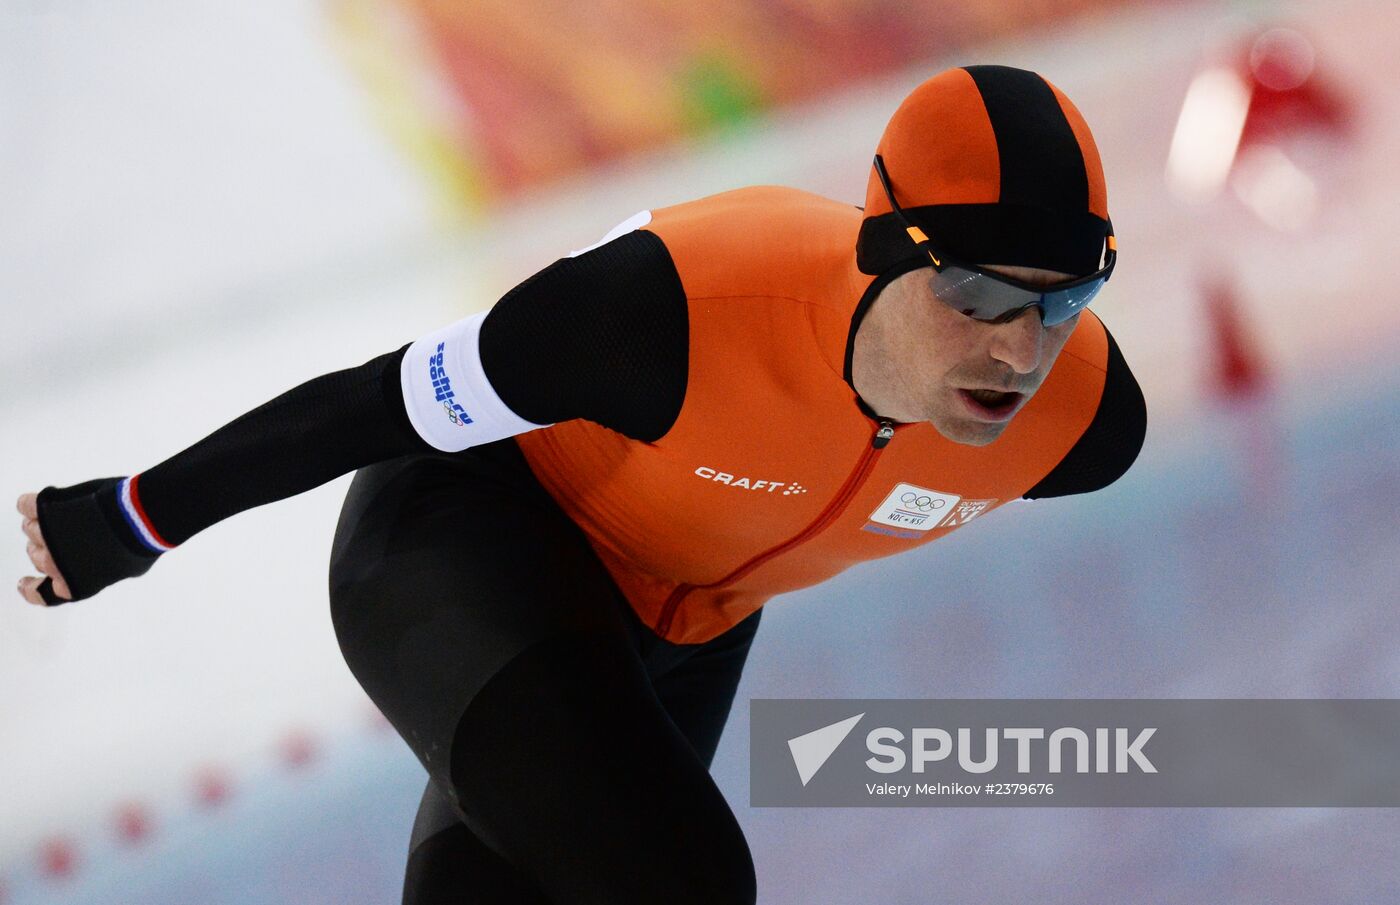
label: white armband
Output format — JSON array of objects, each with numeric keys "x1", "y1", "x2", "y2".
[{"x1": 398, "y1": 310, "x2": 551, "y2": 452}]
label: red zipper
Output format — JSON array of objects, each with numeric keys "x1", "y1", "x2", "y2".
[{"x1": 652, "y1": 418, "x2": 898, "y2": 640}]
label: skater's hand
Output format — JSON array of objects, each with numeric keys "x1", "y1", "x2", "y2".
[
  {"x1": 15, "y1": 492, "x2": 73, "y2": 605},
  {"x1": 14, "y1": 477, "x2": 161, "y2": 606}
]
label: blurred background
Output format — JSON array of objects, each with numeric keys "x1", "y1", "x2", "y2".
[{"x1": 3, "y1": 0, "x2": 1399, "y2": 901}]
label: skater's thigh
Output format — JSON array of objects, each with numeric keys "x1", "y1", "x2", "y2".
[
  {"x1": 403, "y1": 633, "x2": 760, "y2": 905},
  {"x1": 447, "y1": 629, "x2": 757, "y2": 905},
  {"x1": 326, "y1": 440, "x2": 634, "y2": 801}
]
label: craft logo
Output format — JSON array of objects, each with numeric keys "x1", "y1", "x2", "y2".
[
  {"x1": 429, "y1": 342, "x2": 473, "y2": 426},
  {"x1": 693, "y1": 466, "x2": 808, "y2": 496}
]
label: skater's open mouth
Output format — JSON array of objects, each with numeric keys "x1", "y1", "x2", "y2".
[
  {"x1": 956, "y1": 387, "x2": 1024, "y2": 421},
  {"x1": 964, "y1": 388, "x2": 1019, "y2": 407}
]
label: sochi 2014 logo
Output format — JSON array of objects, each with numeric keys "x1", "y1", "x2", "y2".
[{"x1": 429, "y1": 342, "x2": 473, "y2": 427}]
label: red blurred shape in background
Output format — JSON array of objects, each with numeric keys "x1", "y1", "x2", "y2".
[
  {"x1": 195, "y1": 767, "x2": 232, "y2": 808},
  {"x1": 1237, "y1": 26, "x2": 1351, "y2": 149},
  {"x1": 39, "y1": 838, "x2": 77, "y2": 879},
  {"x1": 115, "y1": 802, "x2": 153, "y2": 845},
  {"x1": 281, "y1": 730, "x2": 317, "y2": 769},
  {"x1": 1202, "y1": 272, "x2": 1270, "y2": 401}
]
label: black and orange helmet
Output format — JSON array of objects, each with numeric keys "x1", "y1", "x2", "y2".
[{"x1": 857, "y1": 65, "x2": 1111, "y2": 278}]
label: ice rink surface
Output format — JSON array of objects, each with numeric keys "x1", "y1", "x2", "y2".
[{"x1": 3, "y1": 0, "x2": 1399, "y2": 900}]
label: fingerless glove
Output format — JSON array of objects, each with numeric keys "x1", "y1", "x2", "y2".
[{"x1": 34, "y1": 477, "x2": 161, "y2": 605}]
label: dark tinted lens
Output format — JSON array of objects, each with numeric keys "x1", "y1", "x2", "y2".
[
  {"x1": 1040, "y1": 278, "x2": 1106, "y2": 326},
  {"x1": 928, "y1": 264, "x2": 1038, "y2": 320},
  {"x1": 929, "y1": 264, "x2": 1108, "y2": 326}
]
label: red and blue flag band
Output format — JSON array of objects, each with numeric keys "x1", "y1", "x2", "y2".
[{"x1": 118, "y1": 474, "x2": 176, "y2": 553}]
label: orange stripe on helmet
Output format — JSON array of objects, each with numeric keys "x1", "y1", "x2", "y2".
[
  {"x1": 1046, "y1": 82, "x2": 1109, "y2": 220},
  {"x1": 862, "y1": 67, "x2": 1001, "y2": 218}
]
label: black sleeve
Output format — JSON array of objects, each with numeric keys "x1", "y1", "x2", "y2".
[
  {"x1": 132, "y1": 344, "x2": 434, "y2": 545},
  {"x1": 1023, "y1": 326, "x2": 1146, "y2": 500},
  {"x1": 35, "y1": 346, "x2": 436, "y2": 602},
  {"x1": 33, "y1": 229, "x2": 690, "y2": 604},
  {"x1": 479, "y1": 228, "x2": 689, "y2": 442}
]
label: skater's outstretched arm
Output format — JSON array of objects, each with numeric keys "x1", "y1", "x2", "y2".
[
  {"x1": 15, "y1": 228, "x2": 689, "y2": 606},
  {"x1": 16, "y1": 342, "x2": 432, "y2": 605}
]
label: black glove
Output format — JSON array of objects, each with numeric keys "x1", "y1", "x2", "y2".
[{"x1": 34, "y1": 477, "x2": 161, "y2": 605}]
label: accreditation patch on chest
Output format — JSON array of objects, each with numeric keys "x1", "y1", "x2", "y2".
[
  {"x1": 866, "y1": 483, "x2": 961, "y2": 533},
  {"x1": 864, "y1": 485, "x2": 1000, "y2": 538}
]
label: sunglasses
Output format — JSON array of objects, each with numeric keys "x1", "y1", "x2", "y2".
[{"x1": 872, "y1": 154, "x2": 1116, "y2": 327}]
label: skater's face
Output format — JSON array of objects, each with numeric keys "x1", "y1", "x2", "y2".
[{"x1": 851, "y1": 264, "x2": 1082, "y2": 447}]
